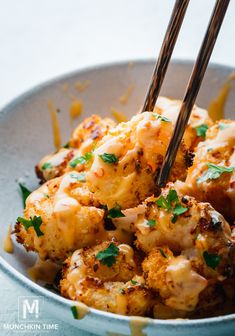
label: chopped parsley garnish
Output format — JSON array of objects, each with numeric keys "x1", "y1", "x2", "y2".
[
  {"x1": 44, "y1": 193, "x2": 49, "y2": 199},
  {"x1": 195, "y1": 124, "x2": 208, "y2": 138},
  {"x1": 42, "y1": 162, "x2": 53, "y2": 170},
  {"x1": 17, "y1": 216, "x2": 43, "y2": 237},
  {"x1": 203, "y1": 251, "x2": 221, "y2": 270},
  {"x1": 156, "y1": 189, "x2": 188, "y2": 223},
  {"x1": 96, "y1": 243, "x2": 119, "y2": 267},
  {"x1": 130, "y1": 280, "x2": 138, "y2": 285},
  {"x1": 71, "y1": 306, "x2": 79, "y2": 319},
  {"x1": 197, "y1": 163, "x2": 235, "y2": 184},
  {"x1": 171, "y1": 203, "x2": 188, "y2": 223},
  {"x1": 63, "y1": 142, "x2": 70, "y2": 148},
  {"x1": 99, "y1": 153, "x2": 119, "y2": 164},
  {"x1": 70, "y1": 172, "x2": 86, "y2": 182},
  {"x1": 44, "y1": 283, "x2": 54, "y2": 290},
  {"x1": 159, "y1": 248, "x2": 167, "y2": 258},
  {"x1": 19, "y1": 183, "x2": 31, "y2": 208},
  {"x1": 147, "y1": 219, "x2": 156, "y2": 227},
  {"x1": 153, "y1": 113, "x2": 170, "y2": 122},
  {"x1": 107, "y1": 204, "x2": 125, "y2": 218},
  {"x1": 69, "y1": 152, "x2": 93, "y2": 168},
  {"x1": 219, "y1": 123, "x2": 228, "y2": 130}
]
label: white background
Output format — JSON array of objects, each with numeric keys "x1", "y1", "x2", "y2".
[
  {"x1": 0, "y1": 0, "x2": 235, "y2": 109},
  {"x1": 0, "y1": 1, "x2": 235, "y2": 335}
]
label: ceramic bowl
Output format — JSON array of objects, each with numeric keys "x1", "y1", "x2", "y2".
[{"x1": 1, "y1": 60, "x2": 235, "y2": 336}]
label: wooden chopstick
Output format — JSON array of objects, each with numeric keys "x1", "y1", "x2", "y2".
[
  {"x1": 142, "y1": 0, "x2": 190, "y2": 112},
  {"x1": 156, "y1": 0, "x2": 230, "y2": 188}
]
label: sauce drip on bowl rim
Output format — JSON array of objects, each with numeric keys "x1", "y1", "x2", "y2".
[
  {"x1": 3, "y1": 225, "x2": 14, "y2": 254},
  {"x1": 208, "y1": 72, "x2": 235, "y2": 121},
  {"x1": 129, "y1": 317, "x2": 150, "y2": 336}
]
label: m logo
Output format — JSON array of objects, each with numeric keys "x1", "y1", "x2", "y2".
[
  {"x1": 23, "y1": 299, "x2": 39, "y2": 319},
  {"x1": 18, "y1": 296, "x2": 43, "y2": 322}
]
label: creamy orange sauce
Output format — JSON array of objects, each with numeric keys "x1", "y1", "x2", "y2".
[
  {"x1": 116, "y1": 293, "x2": 128, "y2": 315},
  {"x1": 119, "y1": 85, "x2": 134, "y2": 104},
  {"x1": 129, "y1": 317, "x2": 149, "y2": 336},
  {"x1": 47, "y1": 100, "x2": 62, "y2": 150},
  {"x1": 69, "y1": 100, "x2": 83, "y2": 123},
  {"x1": 61, "y1": 83, "x2": 69, "y2": 92},
  {"x1": 54, "y1": 173, "x2": 81, "y2": 247},
  {"x1": 72, "y1": 302, "x2": 90, "y2": 319},
  {"x1": 28, "y1": 258, "x2": 60, "y2": 283},
  {"x1": 166, "y1": 256, "x2": 207, "y2": 311},
  {"x1": 118, "y1": 244, "x2": 135, "y2": 265},
  {"x1": 111, "y1": 107, "x2": 128, "y2": 122},
  {"x1": 74, "y1": 80, "x2": 90, "y2": 92},
  {"x1": 208, "y1": 72, "x2": 235, "y2": 121},
  {"x1": 3, "y1": 225, "x2": 14, "y2": 253}
]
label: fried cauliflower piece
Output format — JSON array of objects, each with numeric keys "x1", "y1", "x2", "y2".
[
  {"x1": 60, "y1": 241, "x2": 153, "y2": 316},
  {"x1": 36, "y1": 115, "x2": 116, "y2": 182},
  {"x1": 143, "y1": 248, "x2": 234, "y2": 318},
  {"x1": 178, "y1": 120, "x2": 235, "y2": 222},
  {"x1": 15, "y1": 173, "x2": 99, "y2": 260},
  {"x1": 135, "y1": 184, "x2": 233, "y2": 260},
  {"x1": 143, "y1": 248, "x2": 208, "y2": 313},
  {"x1": 15, "y1": 172, "x2": 105, "y2": 260},
  {"x1": 155, "y1": 97, "x2": 213, "y2": 150},
  {"x1": 136, "y1": 185, "x2": 235, "y2": 315},
  {"x1": 86, "y1": 112, "x2": 188, "y2": 209},
  {"x1": 15, "y1": 171, "x2": 133, "y2": 261}
]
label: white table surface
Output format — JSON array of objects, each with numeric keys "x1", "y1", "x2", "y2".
[{"x1": 1, "y1": 1, "x2": 235, "y2": 335}]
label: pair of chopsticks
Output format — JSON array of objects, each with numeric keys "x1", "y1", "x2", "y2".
[{"x1": 142, "y1": 0, "x2": 230, "y2": 189}]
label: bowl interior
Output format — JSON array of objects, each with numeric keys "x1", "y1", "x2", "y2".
[{"x1": 1, "y1": 60, "x2": 235, "y2": 335}]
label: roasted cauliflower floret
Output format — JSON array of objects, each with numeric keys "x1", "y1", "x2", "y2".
[
  {"x1": 15, "y1": 172, "x2": 107, "y2": 260},
  {"x1": 135, "y1": 185, "x2": 232, "y2": 259},
  {"x1": 36, "y1": 115, "x2": 116, "y2": 182},
  {"x1": 155, "y1": 97, "x2": 213, "y2": 150},
  {"x1": 69, "y1": 114, "x2": 116, "y2": 149},
  {"x1": 60, "y1": 241, "x2": 153, "y2": 315},
  {"x1": 15, "y1": 171, "x2": 134, "y2": 260},
  {"x1": 135, "y1": 185, "x2": 235, "y2": 316},
  {"x1": 86, "y1": 112, "x2": 188, "y2": 209},
  {"x1": 143, "y1": 248, "x2": 208, "y2": 313},
  {"x1": 178, "y1": 120, "x2": 235, "y2": 222}
]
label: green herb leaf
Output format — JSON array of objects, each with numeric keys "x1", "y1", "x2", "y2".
[
  {"x1": 172, "y1": 203, "x2": 188, "y2": 216},
  {"x1": 159, "y1": 248, "x2": 167, "y2": 258},
  {"x1": 71, "y1": 306, "x2": 79, "y2": 319},
  {"x1": 203, "y1": 251, "x2": 221, "y2": 270},
  {"x1": 17, "y1": 216, "x2": 43, "y2": 237},
  {"x1": 156, "y1": 195, "x2": 171, "y2": 210},
  {"x1": 130, "y1": 280, "x2": 138, "y2": 285},
  {"x1": 219, "y1": 123, "x2": 229, "y2": 131},
  {"x1": 171, "y1": 203, "x2": 188, "y2": 223},
  {"x1": 99, "y1": 153, "x2": 119, "y2": 164},
  {"x1": 63, "y1": 142, "x2": 70, "y2": 148},
  {"x1": 153, "y1": 113, "x2": 170, "y2": 122},
  {"x1": 69, "y1": 152, "x2": 93, "y2": 168},
  {"x1": 70, "y1": 172, "x2": 86, "y2": 182},
  {"x1": 197, "y1": 163, "x2": 235, "y2": 184},
  {"x1": 107, "y1": 204, "x2": 125, "y2": 218},
  {"x1": 42, "y1": 162, "x2": 53, "y2": 170},
  {"x1": 147, "y1": 219, "x2": 156, "y2": 227},
  {"x1": 19, "y1": 183, "x2": 31, "y2": 208},
  {"x1": 96, "y1": 243, "x2": 119, "y2": 267},
  {"x1": 167, "y1": 189, "x2": 178, "y2": 203},
  {"x1": 156, "y1": 189, "x2": 188, "y2": 223},
  {"x1": 195, "y1": 124, "x2": 209, "y2": 138}
]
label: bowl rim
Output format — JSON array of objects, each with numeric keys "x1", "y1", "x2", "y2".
[{"x1": 1, "y1": 58, "x2": 235, "y2": 328}]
